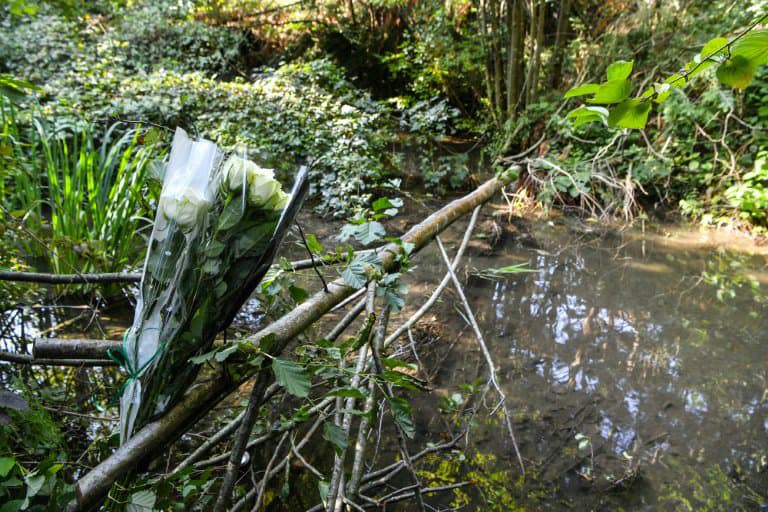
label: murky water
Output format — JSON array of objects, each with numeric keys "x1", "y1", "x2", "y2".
[
  {"x1": 414, "y1": 217, "x2": 768, "y2": 510},
  {"x1": 4, "y1": 212, "x2": 768, "y2": 509}
]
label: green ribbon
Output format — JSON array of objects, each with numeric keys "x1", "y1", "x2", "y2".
[{"x1": 100, "y1": 329, "x2": 166, "y2": 409}]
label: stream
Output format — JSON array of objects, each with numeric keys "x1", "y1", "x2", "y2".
[
  {"x1": 405, "y1": 215, "x2": 768, "y2": 510},
  {"x1": 2, "y1": 213, "x2": 767, "y2": 510}
]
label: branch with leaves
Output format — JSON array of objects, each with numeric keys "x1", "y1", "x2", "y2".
[{"x1": 565, "y1": 14, "x2": 768, "y2": 129}]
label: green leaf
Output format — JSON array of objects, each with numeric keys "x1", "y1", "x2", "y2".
[
  {"x1": 563, "y1": 83, "x2": 599, "y2": 99},
  {"x1": 342, "y1": 313, "x2": 376, "y2": 353},
  {"x1": 588, "y1": 79, "x2": 632, "y2": 104},
  {"x1": 355, "y1": 221, "x2": 386, "y2": 245},
  {"x1": 341, "y1": 258, "x2": 368, "y2": 289},
  {"x1": 127, "y1": 490, "x2": 156, "y2": 512},
  {"x1": 606, "y1": 60, "x2": 633, "y2": 81},
  {"x1": 0, "y1": 500, "x2": 23, "y2": 512},
  {"x1": 607, "y1": 99, "x2": 653, "y2": 129},
  {"x1": 189, "y1": 349, "x2": 217, "y2": 364},
  {"x1": 716, "y1": 55, "x2": 756, "y2": 89},
  {"x1": 323, "y1": 421, "x2": 348, "y2": 455},
  {"x1": 217, "y1": 199, "x2": 243, "y2": 231},
  {"x1": 731, "y1": 30, "x2": 768, "y2": 67},
  {"x1": 0, "y1": 457, "x2": 15, "y2": 478},
  {"x1": 289, "y1": 285, "x2": 309, "y2": 303},
  {"x1": 381, "y1": 371, "x2": 427, "y2": 391},
  {"x1": 386, "y1": 396, "x2": 415, "y2": 438},
  {"x1": 272, "y1": 358, "x2": 311, "y2": 397},
  {"x1": 701, "y1": 37, "x2": 729, "y2": 60},
  {"x1": 318, "y1": 480, "x2": 330, "y2": 504},
  {"x1": 326, "y1": 387, "x2": 367, "y2": 399},
  {"x1": 24, "y1": 473, "x2": 45, "y2": 498},
  {"x1": 214, "y1": 343, "x2": 239, "y2": 362},
  {"x1": 204, "y1": 240, "x2": 226, "y2": 258},
  {"x1": 567, "y1": 106, "x2": 609, "y2": 128},
  {"x1": 304, "y1": 234, "x2": 324, "y2": 254}
]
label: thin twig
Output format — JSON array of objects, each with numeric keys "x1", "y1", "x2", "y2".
[
  {"x1": 369, "y1": 305, "x2": 426, "y2": 512},
  {"x1": 384, "y1": 206, "x2": 481, "y2": 347},
  {"x1": 436, "y1": 236, "x2": 525, "y2": 474},
  {"x1": 212, "y1": 371, "x2": 272, "y2": 512},
  {"x1": 296, "y1": 222, "x2": 329, "y2": 293}
]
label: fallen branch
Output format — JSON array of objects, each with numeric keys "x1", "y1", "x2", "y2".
[
  {"x1": 436, "y1": 236, "x2": 525, "y2": 474},
  {"x1": 0, "y1": 253, "x2": 375, "y2": 285},
  {"x1": 0, "y1": 351, "x2": 113, "y2": 367},
  {"x1": 69, "y1": 170, "x2": 517, "y2": 510},
  {"x1": 34, "y1": 338, "x2": 121, "y2": 360}
]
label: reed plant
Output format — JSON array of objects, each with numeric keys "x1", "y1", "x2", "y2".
[{"x1": 1, "y1": 100, "x2": 164, "y2": 289}]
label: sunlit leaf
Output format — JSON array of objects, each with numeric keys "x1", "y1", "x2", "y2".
[
  {"x1": 0, "y1": 457, "x2": 15, "y2": 478},
  {"x1": 126, "y1": 490, "x2": 156, "y2": 512},
  {"x1": 716, "y1": 55, "x2": 756, "y2": 89},
  {"x1": 564, "y1": 83, "x2": 599, "y2": 98},
  {"x1": 588, "y1": 79, "x2": 632, "y2": 104},
  {"x1": 731, "y1": 30, "x2": 768, "y2": 67},
  {"x1": 567, "y1": 106, "x2": 609, "y2": 128},
  {"x1": 700, "y1": 37, "x2": 729, "y2": 59},
  {"x1": 606, "y1": 60, "x2": 634, "y2": 81},
  {"x1": 608, "y1": 99, "x2": 653, "y2": 129}
]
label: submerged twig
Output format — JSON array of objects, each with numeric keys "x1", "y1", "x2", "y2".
[{"x1": 435, "y1": 236, "x2": 525, "y2": 474}]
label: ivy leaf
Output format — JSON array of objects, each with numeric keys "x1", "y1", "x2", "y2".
[
  {"x1": 608, "y1": 99, "x2": 653, "y2": 129},
  {"x1": 716, "y1": 55, "x2": 756, "y2": 89},
  {"x1": 386, "y1": 396, "x2": 415, "y2": 438},
  {"x1": 323, "y1": 421, "x2": 348, "y2": 455},
  {"x1": 272, "y1": 358, "x2": 310, "y2": 398},
  {"x1": 0, "y1": 457, "x2": 15, "y2": 478},
  {"x1": 606, "y1": 60, "x2": 633, "y2": 81},
  {"x1": 126, "y1": 490, "x2": 156, "y2": 512},
  {"x1": 588, "y1": 79, "x2": 632, "y2": 104},
  {"x1": 564, "y1": 83, "x2": 599, "y2": 99},
  {"x1": 731, "y1": 30, "x2": 768, "y2": 67},
  {"x1": 24, "y1": 473, "x2": 45, "y2": 498}
]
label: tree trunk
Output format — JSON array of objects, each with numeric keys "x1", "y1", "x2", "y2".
[
  {"x1": 549, "y1": 0, "x2": 572, "y2": 89},
  {"x1": 526, "y1": 0, "x2": 546, "y2": 106}
]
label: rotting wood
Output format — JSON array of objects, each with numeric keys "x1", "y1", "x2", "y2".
[{"x1": 68, "y1": 170, "x2": 517, "y2": 511}]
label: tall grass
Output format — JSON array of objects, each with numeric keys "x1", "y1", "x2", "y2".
[{"x1": 1, "y1": 101, "x2": 164, "y2": 289}]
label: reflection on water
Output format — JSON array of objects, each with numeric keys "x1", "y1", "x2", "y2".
[{"x1": 457, "y1": 220, "x2": 768, "y2": 508}]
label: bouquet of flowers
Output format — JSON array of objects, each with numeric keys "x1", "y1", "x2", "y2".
[{"x1": 118, "y1": 128, "x2": 308, "y2": 443}]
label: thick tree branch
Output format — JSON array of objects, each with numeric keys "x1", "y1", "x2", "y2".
[{"x1": 69, "y1": 170, "x2": 517, "y2": 511}]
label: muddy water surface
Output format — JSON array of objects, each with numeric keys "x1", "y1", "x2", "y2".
[{"x1": 412, "y1": 217, "x2": 768, "y2": 510}]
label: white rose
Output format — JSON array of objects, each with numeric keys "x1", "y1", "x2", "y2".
[
  {"x1": 220, "y1": 155, "x2": 286, "y2": 208},
  {"x1": 266, "y1": 189, "x2": 290, "y2": 210},
  {"x1": 221, "y1": 156, "x2": 252, "y2": 193},
  {"x1": 161, "y1": 189, "x2": 209, "y2": 229},
  {"x1": 247, "y1": 167, "x2": 280, "y2": 207}
]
